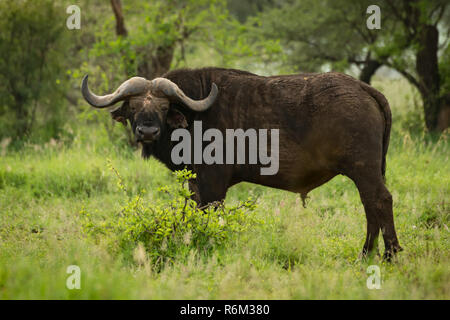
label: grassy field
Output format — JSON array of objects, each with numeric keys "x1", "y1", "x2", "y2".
[{"x1": 0, "y1": 78, "x2": 448, "y2": 299}]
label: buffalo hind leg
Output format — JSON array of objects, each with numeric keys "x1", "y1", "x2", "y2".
[{"x1": 351, "y1": 170, "x2": 402, "y2": 261}]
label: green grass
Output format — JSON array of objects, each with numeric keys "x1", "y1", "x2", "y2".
[{"x1": 0, "y1": 78, "x2": 449, "y2": 299}]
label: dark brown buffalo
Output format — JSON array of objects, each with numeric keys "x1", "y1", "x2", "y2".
[{"x1": 81, "y1": 67, "x2": 402, "y2": 259}]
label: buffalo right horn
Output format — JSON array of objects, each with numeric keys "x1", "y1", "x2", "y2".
[
  {"x1": 150, "y1": 78, "x2": 218, "y2": 112},
  {"x1": 81, "y1": 75, "x2": 151, "y2": 109}
]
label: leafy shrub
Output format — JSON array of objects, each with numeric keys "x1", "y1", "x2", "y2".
[
  {"x1": 0, "y1": 0, "x2": 69, "y2": 141},
  {"x1": 80, "y1": 162, "x2": 261, "y2": 269}
]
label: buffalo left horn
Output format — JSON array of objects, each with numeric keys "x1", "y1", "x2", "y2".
[{"x1": 81, "y1": 75, "x2": 151, "y2": 110}]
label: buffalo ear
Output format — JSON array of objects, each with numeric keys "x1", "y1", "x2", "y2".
[
  {"x1": 112, "y1": 115, "x2": 128, "y2": 126},
  {"x1": 167, "y1": 108, "x2": 188, "y2": 129},
  {"x1": 110, "y1": 103, "x2": 129, "y2": 126}
]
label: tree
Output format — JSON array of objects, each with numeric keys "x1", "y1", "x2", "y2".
[
  {"x1": 227, "y1": 0, "x2": 274, "y2": 23},
  {"x1": 258, "y1": 0, "x2": 387, "y2": 82},
  {"x1": 94, "y1": 0, "x2": 279, "y2": 78},
  {"x1": 108, "y1": 0, "x2": 175, "y2": 79},
  {"x1": 377, "y1": 0, "x2": 450, "y2": 132},
  {"x1": 258, "y1": 0, "x2": 450, "y2": 132},
  {"x1": 0, "y1": 0, "x2": 68, "y2": 140}
]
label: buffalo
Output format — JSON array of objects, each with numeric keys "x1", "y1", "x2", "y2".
[{"x1": 81, "y1": 67, "x2": 402, "y2": 260}]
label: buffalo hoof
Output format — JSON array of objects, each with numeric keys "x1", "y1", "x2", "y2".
[{"x1": 382, "y1": 245, "x2": 403, "y2": 262}]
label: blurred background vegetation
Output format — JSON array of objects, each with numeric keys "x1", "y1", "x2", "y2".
[{"x1": 0, "y1": 0, "x2": 448, "y2": 150}]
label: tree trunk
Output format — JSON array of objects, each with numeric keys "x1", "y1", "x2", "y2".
[
  {"x1": 415, "y1": 24, "x2": 444, "y2": 132},
  {"x1": 110, "y1": 0, "x2": 127, "y2": 37},
  {"x1": 137, "y1": 45, "x2": 174, "y2": 80},
  {"x1": 109, "y1": 0, "x2": 173, "y2": 80},
  {"x1": 437, "y1": 94, "x2": 450, "y2": 132},
  {"x1": 13, "y1": 93, "x2": 31, "y2": 138},
  {"x1": 359, "y1": 59, "x2": 382, "y2": 84}
]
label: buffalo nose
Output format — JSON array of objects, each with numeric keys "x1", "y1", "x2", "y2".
[{"x1": 136, "y1": 126, "x2": 160, "y2": 141}]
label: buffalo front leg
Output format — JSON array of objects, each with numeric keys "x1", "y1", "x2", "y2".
[
  {"x1": 188, "y1": 179, "x2": 228, "y2": 208},
  {"x1": 188, "y1": 166, "x2": 232, "y2": 207}
]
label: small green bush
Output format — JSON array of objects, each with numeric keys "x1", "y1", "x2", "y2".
[{"x1": 80, "y1": 162, "x2": 261, "y2": 269}]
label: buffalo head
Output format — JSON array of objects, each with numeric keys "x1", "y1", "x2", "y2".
[{"x1": 81, "y1": 75, "x2": 218, "y2": 143}]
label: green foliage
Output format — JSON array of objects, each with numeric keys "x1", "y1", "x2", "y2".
[
  {"x1": 256, "y1": 0, "x2": 377, "y2": 73},
  {"x1": 439, "y1": 45, "x2": 450, "y2": 97},
  {"x1": 79, "y1": 0, "x2": 278, "y2": 74},
  {"x1": 81, "y1": 164, "x2": 260, "y2": 269},
  {"x1": 227, "y1": 0, "x2": 273, "y2": 23},
  {"x1": 0, "y1": 0, "x2": 69, "y2": 141},
  {"x1": 372, "y1": 78, "x2": 426, "y2": 135},
  {"x1": 256, "y1": 0, "x2": 449, "y2": 131}
]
